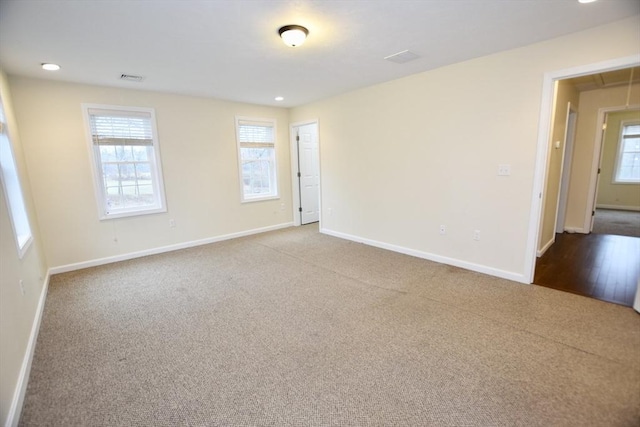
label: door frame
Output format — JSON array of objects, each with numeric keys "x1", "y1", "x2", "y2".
[
  {"x1": 555, "y1": 102, "x2": 578, "y2": 234},
  {"x1": 525, "y1": 54, "x2": 640, "y2": 283},
  {"x1": 586, "y1": 105, "x2": 640, "y2": 232},
  {"x1": 289, "y1": 119, "x2": 321, "y2": 227}
]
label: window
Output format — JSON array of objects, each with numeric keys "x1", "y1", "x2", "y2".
[
  {"x1": 0, "y1": 97, "x2": 33, "y2": 258},
  {"x1": 83, "y1": 104, "x2": 167, "y2": 219},
  {"x1": 235, "y1": 117, "x2": 278, "y2": 202},
  {"x1": 613, "y1": 121, "x2": 640, "y2": 184}
]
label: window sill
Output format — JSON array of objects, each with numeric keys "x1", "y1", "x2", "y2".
[
  {"x1": 611, "y1": 180, "x2": 640, "y2": 185},
  {"x1": 241, "y1": 195, "x2": 280, "y2": 204},
  {"x1": 17, "y1": 235, "x2": 34, "y2": 260},
  {"x1": 99, "y1": 206, "x2": 167, "y2": 220}
]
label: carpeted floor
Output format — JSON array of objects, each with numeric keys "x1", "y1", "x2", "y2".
[
  {"x1": 592, "y1": 208, "x2": 640, "y2": 237},
  {"x1": 20, "y1": 225, "x2": 640, "y2": 426}
]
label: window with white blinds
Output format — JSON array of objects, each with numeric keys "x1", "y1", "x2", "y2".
[
  {"x1": 235, "y1": 117, "x2": 278, "y2": 202},
  {"x1": 83, "y1": 104, "x2": 167, "y2": 219},
  {"x1": 0, "y1": 96, "x2": 33, "y2": 258},
  {"x1": 614, "y1": 121, "x2": 640, "y2": 184}
]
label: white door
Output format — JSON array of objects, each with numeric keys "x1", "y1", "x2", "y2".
[{"x1": 296, "y1": 123, "x2": 319, "y2": 224}]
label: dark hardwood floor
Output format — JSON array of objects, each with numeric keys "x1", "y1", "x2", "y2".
[{"x1": 535, "y1": 233, "x2": 640, "y2": 307}]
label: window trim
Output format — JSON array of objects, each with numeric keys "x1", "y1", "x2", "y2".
[
  {"x1": 0, "y1": 98, "x2": 33, "y2": 259},
  {"x1": 235, "y1": 116, "x2": 279, "y2": 203},
  {"x1": 612, "y1": 119, "x2": 640, "y2": 185},
  {"x1": 82, "y1": 104, "x2": 168, "y2": 220}
]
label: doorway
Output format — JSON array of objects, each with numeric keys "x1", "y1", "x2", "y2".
[
  {"x1": 290, "y1": 121, "x2": 320, "y2": 225},
  {"x1": 530, "y1": 59, "x2": 640, "y2": 307},
  {"x1": 591, "y1": 108, "x2": 640, "y2": 237}
]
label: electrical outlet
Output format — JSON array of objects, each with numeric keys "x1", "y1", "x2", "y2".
[
  {"x1": 439, "y1": 225, "x2": 446, "y2": 235},
  {"x1": 19, "y1": 279, "x2": 25, "y2": 295},
  {"x1": 498, "y1": 164, "x2": 511, "y2": 176},
  {"x1": 473, "y1": 230, "x2": 481, "y2": 241},
  {"x1": 169, "y1": 219, "x2": 176, "y2": 228}
]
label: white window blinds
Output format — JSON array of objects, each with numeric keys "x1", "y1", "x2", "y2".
[
  {"x1": 88, "y1": 108, "x2": 153, "y2": 146},
  {"x1": 237, "y1": 119, "x2": 275, "y2": 148}
]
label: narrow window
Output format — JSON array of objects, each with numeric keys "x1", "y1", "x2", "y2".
[
  {"x1": 235, "y1": 117, "x2": 278, "y2": 202},
  {"x1": 83, "y1": 105, "x2": 167, "y2": 219},
  {"x1": 0, "y1": 96, "x2": 33, "y2": 258},
  {"x1": 613, "y1": 121, "x2": 640, "y2": 184}
]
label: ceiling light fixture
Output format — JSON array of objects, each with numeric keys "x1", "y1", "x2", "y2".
[
  {"x1": 278, "y1": 25, "x2": 308, "y2": 47},
  {"x1": 41, "y1": 63, "x2": 61, "y2": 71},
  {"x1": 578, "y1": 0, "x2": 597, "y2": 3},
  {"x1": 275, "y1": 96, "x2": 284, "y2": 101}
]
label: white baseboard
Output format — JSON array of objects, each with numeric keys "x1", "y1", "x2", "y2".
[
  {"x1": 49, "y1": 222, "x2": 294, "y2": 275},
  {"x1": 320, "y1": 228, "x2": 527, "y2": 284},
  {"x1": 537, "y1": 237, "x2": 555, "y2": 257},
  {"x1": 596, "y1": 204, "x2": 640, "y2": 212},
  {"x1": 5, "y1": 272, "x2": 50, "y2": 427},
  {"x1": 564, "y1": 227, "x2": 587, "y2": 234}
]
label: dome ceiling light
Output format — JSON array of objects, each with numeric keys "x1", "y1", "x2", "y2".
[{"x1": 278, "y1": 25, "x2": 309, "y2": 47}]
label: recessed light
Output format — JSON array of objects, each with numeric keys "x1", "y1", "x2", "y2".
[
  {"x1": 275, "y1": 96, "x2": 284, "y2": 101},
  {"x1": 41, "y1": 63, "x2": 61, "y2": 71},
  {"x1": 578, "y1": 0, "x2": 597, "y2": 3}
]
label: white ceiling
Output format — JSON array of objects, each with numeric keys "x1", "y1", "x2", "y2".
[{"x1": 0, "y1": 0, "x2": 638, "y2": 108}]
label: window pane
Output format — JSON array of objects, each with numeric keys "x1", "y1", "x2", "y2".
[
  {"x1": 622, "y1": 137, "x2": 640, "y2": 153},
  {"x1": 242, "y1": 159, "x2": 272, "y2": 195},
  {"x1": 138, "y1": 184, "x2": 153, "y2": 195},
  {"x1": 119, "y1": 163, "x2": 134, "y2": 180},
  {"x1": 114, "y1": 145, "x2": 134, "y2": 162},
  {"x1": 618, "y1": 153, "x2": 640, "y2": 181},
  {"x1": 135, "y1": 162, "x2": 151, "y2": 179},
  {"x1": 99, "y1": 145, "x2": 117, "y2": 161},
  {"x1": 623, "y1": 124, "x2": 640, "y2": 136},
  {"x1": 241, "y1": 147, "x2": 272, "y2": 160},
  {"x1": 0, "y1": 127, "x2": 33, "y2": 255},
  {"x1": 132, "y1": 145, "x2": 149, "y2": 161}
]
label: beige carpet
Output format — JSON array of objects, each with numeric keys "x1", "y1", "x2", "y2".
[
  {"x1": 20, "y1": 225, "x2": 640, "y2": 426},
  {"x1": 593, "y1": 208, "x2": 640, "y2": 238}
]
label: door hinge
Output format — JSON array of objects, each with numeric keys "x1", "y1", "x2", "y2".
[
  {"x1": 298, "y1": 207, "x2": 303, "y2": 212},
  {"x1": 297, "y1": 172, "x2": 301, "y2": 178},
  {"x1": 296, "y1": 135, "x2": 300, "y2": 142},
  {"x1": 592, "y1": 210, "x2": 595, "y2": 216}
]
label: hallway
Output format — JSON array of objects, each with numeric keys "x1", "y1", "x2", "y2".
[{"x1": 535, "y1": 232, "x2": 640, "y2": 307}]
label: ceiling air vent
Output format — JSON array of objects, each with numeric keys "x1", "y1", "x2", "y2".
[
  {"x1": 119, "y1": 73, "x2": 145, "y2": 82},
  {"x1": 384, "y1": 50, "x2": 420, "y2": 64}
]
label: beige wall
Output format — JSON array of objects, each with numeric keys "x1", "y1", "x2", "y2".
[
  {"x1": 0, "y1": 70, "x2": 48, "y2": 425},
  {"x1": 565, "y1": 82, "x2": 640, "y2": 230},
  {"x1": 538, "y1": 80, "x2": 580, "y2": 251},
  {"x1": 290, "y1": 16, "x2": 640, "y2": 279},
  {"x1": 8, "y1": 77, "x2": 293, "y2": 268},
  {"x1": 596, "y1": 109, "x2": 640, "y2": 209}
]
